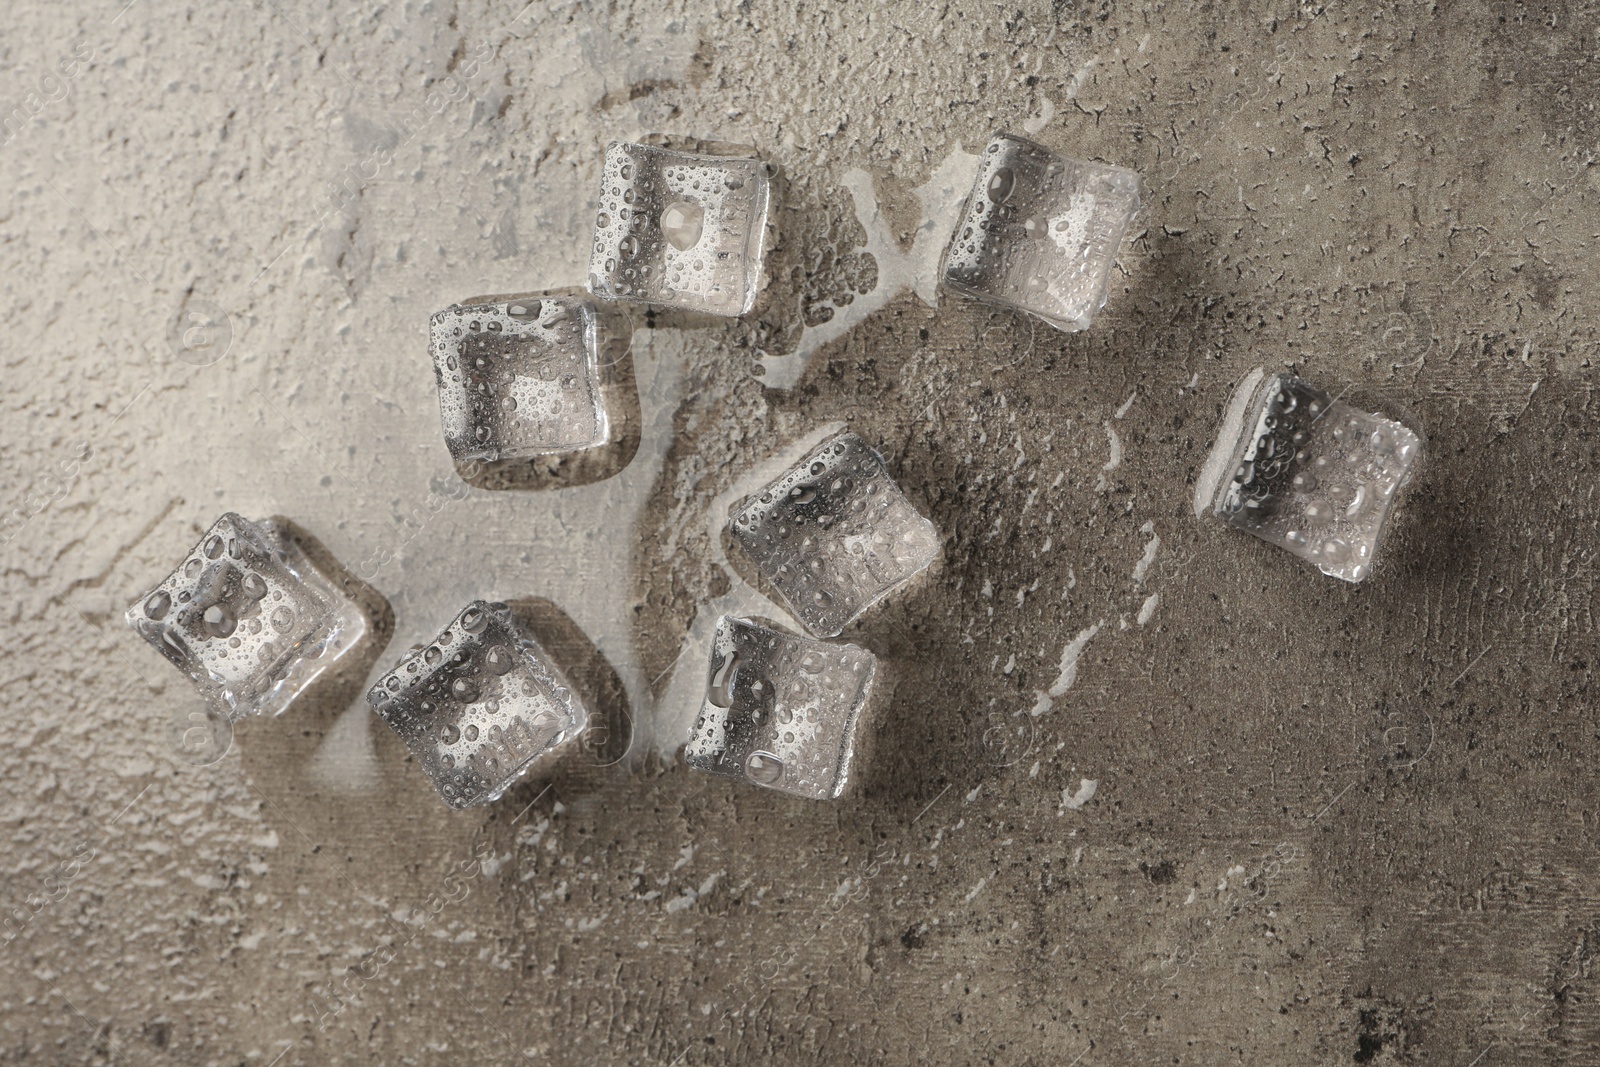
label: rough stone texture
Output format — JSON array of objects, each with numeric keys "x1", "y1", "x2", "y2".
[{"x1": 1, "y1": 2, "x2": 1597, "y2": 1065}]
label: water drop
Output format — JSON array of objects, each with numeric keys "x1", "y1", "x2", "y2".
[
  {"x1": 745, "y1": 751, "x2": 784, "y2": 785},
  {"x1": 1302, "y1": 500, "x2": 1334, "y2": 526},
  {"x1": 987, "y1": 167, "x2": 1016, "y2": 203},
  {"x1": 660, "y1": 200, "x2": 705, "y2": 251},
  {"x1": 202, "y1": 604, "x2": 236, "y2": 638},
  {"x1": 618, "y1": 234, "x2": 641, "y2": 261},
  {"x1": 708, "y1": 653, "x2": 739, "y2": 708},
  {"x1": 144, "y1": 591, "x2": 171, "y2": 620},
  {"x1": 461, "y1": 607, "x2": 487, "y2": 634}
]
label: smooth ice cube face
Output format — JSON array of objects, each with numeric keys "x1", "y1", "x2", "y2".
[
  {"x1": 367, "y1": 602, "x2": 585, "y2": 809},
  {"x1": 126, "y1": 514, "x2": 360, "y2": 720},
  {"x1": 685, "y1": 616, "x2": 877, "y2": 800},
  {"x1": 430, "y1": 296, "x2": 609, "y2": 464},
  {"x1": 1213, "y1": 374, "x2": 1421, "y2": 582},
  {"x1": 943, "y1": 131, "x2": 1141, "y2": 332},
  {"x1": 587, "y1": 141, "x2": 771, "y2": 316},
  {"x1": 731, "y1": 433, "x2": 940, "y2": 638}
]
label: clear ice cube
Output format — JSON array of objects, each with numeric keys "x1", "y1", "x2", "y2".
[
  {"x1": 1207, "y1": 371, "x2": 1422, "y2": 582},
  {"x1": 942, "y1": 130, "x2": 1141, "y2": 332},
  {"x1": 430, "y1": 293, "x2": 622, "y2": 465},
  {"x1": 587, "y1": 140, "x2": 772, "y2": 316},
  {"x1": 684, "y1": 615, "x2": 877, "y2": 800},
  {"x1": 367, "y1": 601, "x2": 586, "y2": 809},
  {"x1": 730, "y1": 433, "x2": 939, "y2": 637},
  {"x1": 126, "y1": 513, "x2": 368, "y2": 721}
]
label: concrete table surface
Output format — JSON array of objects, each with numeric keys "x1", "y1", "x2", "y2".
[{"x1": 1, "y1": 1, "x2": 1596, "y2": 1064}]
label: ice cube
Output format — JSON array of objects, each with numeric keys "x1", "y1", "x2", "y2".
[
  {"x1": 730, "y1": 432, "x2": 939, "y2": 637},
  {"x1": 430, "y1": 293, "x2": 625, "y2": 465},
  {"x1": 126, "y1": 513, "x2": 368, "y2": 720},
  {"x1": 367, "y1": 601, "x2": 586, "y2": 809},
  {"x1": 942, "y1": 131, "x2": 1141, "y2": 332},
  {"x1": 587, "y1": 140, "x2": 772, "y2": 316},
  {"x1": 1203, "y1": 370, "x2": 1422, "y2": 582},
  {"x1": 684, "y1": 616, "x2": 877, "y2": 800}
]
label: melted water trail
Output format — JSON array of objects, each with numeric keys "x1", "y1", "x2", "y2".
[{"x1": 760, "y1": 149, "x2": 981, "y2": 390}]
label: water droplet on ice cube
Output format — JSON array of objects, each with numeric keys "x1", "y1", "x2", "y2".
[
  {"x1": 660, "y1": 200, "x2": 704, "y2": 251},
  {"x1": 745, "y1": 750, "x2": 784, "y2": 784}
]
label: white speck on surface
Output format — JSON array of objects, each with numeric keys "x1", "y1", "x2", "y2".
[
  {"x1": 1027, "y1": 621, "x2": 1103, "y2": 717},
  {"x1": 1137, "y1": 593, "x2": 1160, "y2": 626},
  {"x1": 1061, "y1": 779, "x2": 1099, "y2": 811},
  {"x1": 1049, "y1": 622, "x2": 1104, "y2": 698},
  {"x1": 1101, "y1": 421, "x2": 1123, "y2": 472},
  {"x1": 1133, "y1": 521, "x2": 1160, "y2": 583},
  {"x1": 1095, "y1": 420, "x2": 1123, "y2": 492}
]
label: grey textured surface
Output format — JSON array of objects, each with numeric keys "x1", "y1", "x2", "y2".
[{"x1": 2, "y1": 1, "x2": 1597, "y2": 1064}]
